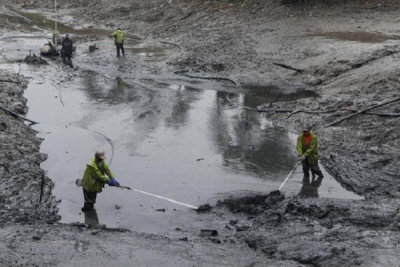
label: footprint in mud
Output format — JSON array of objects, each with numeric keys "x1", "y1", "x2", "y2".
[{"x1": 74, "y1": 240, "x2": 89, "y2": 252}]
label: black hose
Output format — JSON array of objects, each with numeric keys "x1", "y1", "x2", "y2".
[
  {"x1": 39, "y1": 171, "x2": 44, "y2": 202},
  {"x1": 0, "y1": 105, "x2": 38, "y2": 124},
  {"x1": 160, "y1": 40, "x2": 238, "y2": 87}
]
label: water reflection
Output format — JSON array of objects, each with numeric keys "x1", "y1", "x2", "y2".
[
  {"x1": 80, "y1": 72, "x2": 139, "y2": 104},
  {"x1": 82, "y1": 209, "x2": 104, "y2": 228},
  {"x1": 212, "y1": 91, "x2": 295, "y2": 177},
  {"x1": 298, "y1": 176, "x2": 323, "y2": 198},
  {"x1": 78, "y1": 75, "x2": 318, "y2": 178},
  {"x1": 242, "y1": 85, "x2": 319, "y2": 108},
  {"x1": 165, "y1": 85, "x2": 201, "y2": 129}
]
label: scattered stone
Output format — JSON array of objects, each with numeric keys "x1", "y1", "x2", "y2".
[
  {"x1": 89, "y1": 43, "x2": 99, "y2": 52},
  {"x1": 200, "y1": 229, "x2": 218, "y2": 237}
]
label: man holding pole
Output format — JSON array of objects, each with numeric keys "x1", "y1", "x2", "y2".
[
  {"x1": 296, "y1": 126, "x2": 324, "y2": 179},
  {"x1": 81, "y1": 151, "x2": 120, "y2": 211}
]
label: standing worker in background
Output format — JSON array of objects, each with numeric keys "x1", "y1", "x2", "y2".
[
  {"x1": 296, "y1": 126, "x2": 324, "y2": 179},
  {"x1": 61, "y1": 33, "x2": 73, "y2": 62},
  {"x1": 81, "y1": 151, "x2": 120, "y2": 211},
  {"x1": 109, "y1": 28, "x2": 125, "y2": 57}
]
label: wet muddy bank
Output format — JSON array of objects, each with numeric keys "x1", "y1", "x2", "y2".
[
  {"x1": 199, "y1": 190, "x2": 400, "y2": 267},
  {"x1": 0, "y1": 70, "x2": 59, "y2": 227}
]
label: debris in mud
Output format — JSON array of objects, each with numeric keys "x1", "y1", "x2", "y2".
[
  {"x1": 89, "y1": 43, "x2": 99, "y2": 52},
  {"x1": 200, "y1": 229, "x2": 218, "y2": 237},
  {"x1": 196, "y1": 204, "x2": 212, "y2": 213},
  {"x1": 218, "y1": 190, "x2": 285, "y2": 214},
  {"x1": 20, "y1": 54, "x2": 48, "y2": 65},
  {"x1": 32, "y1": 236, "x2": 41, "y2": 240},
  {"x1": 155, "y1": 208, "x2": 166, "y2": 212}
]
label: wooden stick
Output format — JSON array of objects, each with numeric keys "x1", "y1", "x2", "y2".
[
  {"x1": 273, "y1": 62, "x2": 303, "y2": 73},
  {"x1": 0, "y1": 79, "x2": 21, "y2": 84}
]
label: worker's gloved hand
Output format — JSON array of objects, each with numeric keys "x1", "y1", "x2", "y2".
[
  {"x1": 107, "y1": 179, "x2": 120, "y2": 187},
  {"x1": 298, "y1": 155, "x2": 306, "y2": 161}
]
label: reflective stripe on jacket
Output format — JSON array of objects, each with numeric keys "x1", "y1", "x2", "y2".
[
  {"x1": 296, "y1": 132, "x2": 319, "y2": 165},
  {"x1": 111, "y1": 30, "x2": 124, "y2": 44},
  {"x1": 81, "y1": 158, "x2": 114, "y2": 193}
]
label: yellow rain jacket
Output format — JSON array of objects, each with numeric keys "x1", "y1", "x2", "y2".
[
  {"x1": 296, "y1": 132, "x2": 319, "y2": 165},
  {"x1": 81, "y1": 158, "x2": 114, "y2": 193},
  {"x1": 111, "y1": 30, "x2": 124, "y2": 45}
]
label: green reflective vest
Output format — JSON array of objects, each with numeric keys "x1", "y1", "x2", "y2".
[
  {"x1": 111, "y1": 30, "x2": 124, "y2": 45},
  {"x1": 81, "y1": 158, "x2": 114, "y2": 193},
  {"x1": 296, "y1": 132, "x2": 319, "y2": 165}
]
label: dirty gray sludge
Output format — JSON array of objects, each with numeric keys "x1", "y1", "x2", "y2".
[{"x1": 1, "y1": 7, "x2": 362, "y2": 234}]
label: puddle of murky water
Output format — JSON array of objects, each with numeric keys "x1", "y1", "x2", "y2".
[
  {"x1": 4, "y1": 5, "x2": 115, "y2": 36},
  {"x1": 311, "y1": 31, "x2": 400, "y2": 43},
  {"x1": 17, "y1": 67, "x2": 361, "y2": 232},
  {"x1": 240, "y1": 84, "x2": 319, "y2": 108}
]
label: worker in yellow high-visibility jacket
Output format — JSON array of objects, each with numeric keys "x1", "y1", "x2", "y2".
[{"x1": 109, "y1": 28, "x2": 125, "y2": 57}]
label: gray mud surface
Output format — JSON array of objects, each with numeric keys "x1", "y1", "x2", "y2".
[{"x1": 2, "y1": 0, "x2": 400, "y2": 266}]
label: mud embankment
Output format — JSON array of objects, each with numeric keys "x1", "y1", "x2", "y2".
[
  {"x1": 0, "y1": 71, "x2": 59, "y2": 227},
  {"x1": 258, "y1": 45, "x2": 400, "y2": 199},
  {"x1": 199, "y1": 190, "x2": 400, "y2": 266}
]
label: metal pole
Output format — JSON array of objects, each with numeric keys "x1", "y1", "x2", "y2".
[{"x1": 55, "y1": 0, "x2": 57, "y2": 33}]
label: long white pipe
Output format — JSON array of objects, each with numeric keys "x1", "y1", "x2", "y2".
[
  {"x1": 279, "y1": 161, "x2": 300, "y2": 190},
  {"x1": 77, "y1": 179, "x2": 197, "y2": 209},
  {"x1": 129, "y1": 188, "x2": 198, "y2": 210}
]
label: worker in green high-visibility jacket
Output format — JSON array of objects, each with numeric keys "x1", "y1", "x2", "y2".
[
  {"x1": 81, "y1": 151, "x2": 120, "y2": 211},
  {"x1": 109, "y1": 28, "x2": 125, "y2": 57},
  {"x1": 296, "y1": 125, "x2": 324, "y2": 179}
]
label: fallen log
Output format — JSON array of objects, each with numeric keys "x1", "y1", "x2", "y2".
[
  {"x1": 273, "y1": 62, "x2": 303, "y2": 73},
  {"x1": 0, "y1": 79, "x2": 21, "y2": 84},
  {"x1": 182, "y1": 74, "x2": 238, "y2": 87},
  {"x1": 254, "y1": 107, "x2": 400, "y2": 117}
]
